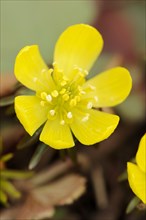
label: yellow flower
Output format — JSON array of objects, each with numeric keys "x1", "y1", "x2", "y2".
[
  {"x1": 14, "y1": 24, "x2": 132, "y2": 149},
  {"x1": 127, "y1": 134, "x2": 146, "y2": 204}
]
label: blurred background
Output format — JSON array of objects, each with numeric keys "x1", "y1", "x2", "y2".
[
  {"x1": 0, "y1": 1, "x2": 146, "y2": 220},
  {"x1": 1, "y1": 0, "x2": 145, "y2": 72},
  {"x1": 1, "y1": 0, "x2": 95, "y2": 73}
]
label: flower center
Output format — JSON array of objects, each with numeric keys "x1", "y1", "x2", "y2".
[{"x1": 39, "y1": 63, "x2": 96, "y2": 125}]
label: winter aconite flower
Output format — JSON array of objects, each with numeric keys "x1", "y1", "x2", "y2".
[
  {"x1": 127, "y1": 134, "x2": 146, "y2": 204},
  {"x1": 14, "y1": 24, "x2": 132, "y2": 149}
]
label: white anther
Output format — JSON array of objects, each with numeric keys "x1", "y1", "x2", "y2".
[
  {"x1": 46, "y1": 94, "x2": 52, "y2": 102},
  {"x1": 61, "y1": 80, "x2": 67, "y2": 86},
  {"x1": 60, "y1": 120, "x2": 65, "y2": 125},
  {"x1": 82, "y1": 114, "x2": 89, "y2": 122},
  {"x1": 67, "y1": 112, "x2": 73, "y2": 119},
  {"x1": 49, "y1": 109, "x2": 55, "y2": 116},
  {"x1": 94, "y1": 96, "x2": 98, "y2": 102},
  {"x1": 87, "y1": 102, "x2": 93, "y2": 109},
  {"x1": 51, "y1": 90, "x2": 59, "y2": 97}
]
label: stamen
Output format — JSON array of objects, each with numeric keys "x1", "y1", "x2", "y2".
[
  {"x1": 51, "y1": 90, "x2": 59, "y2": 97},
  {"x1": 41, "y1": 92, "x2": 47, "y2": 100},
  {"x1": 60, "y1": 88, "x2": 66, "y2": 95},
  {"x1": 63, "y1": 76, "x2": 68, "y2": 81},
  {"x1": 67, "y1": 112, "x2": 73, "y2": 119},
  {"x1": 53, "y1": 62, "x2": 63, "y2": 73},
  {"x1": 62, "y1": 93, "x2": 69, "y2": 101},
  {"x1": 49, "y1": 109, "x2": 56, "y2": 116},
  {"x1": 46, "y1": 94, "x2": 52, "y2": 102},
  {"x1": 70, "y1": 99, "x2": 77, "y2": 107},
  {"x1": 75, "y1": 95, "x2": 81, "y2": 102},
  {"x1": 48, "y1": 68, "x2": 53, "y2": 74},
  {"x1": 79, "y1": 72, "x2": 85, "y2": 78},
  {"x1": 52, "y1": 61, "x2": 57, "y2": 67},
  {"x1": 60, "y1": 80, "x2": 67, "y2": 86},
  {"x1": 78, "y1": 86, "x2": 86, "y2": 95},
  {"x1": 87, "y1": 102, "x2": 93, "y2": 109}
]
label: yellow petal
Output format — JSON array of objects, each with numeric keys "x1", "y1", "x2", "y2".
[
  {"x1": 84, "y1": 67, "x2": 132, "y2": 107},
  {"x1": 54, "y1": 24, "x2": 103, "y2": 77},
  {"x1": 70, "y1": 108, "x2": 119, "y2": 145},
  {"x1": 40, "y1": 119, "x2": 74, "y2": 149},
  {"x1": 15, "y1": 96, "x2": 48, "y2": 136},
  {"x1": 127, "y1": 162, "x2": 146, "y2": 204},
  {"x1": 136, "y1": 134, "x2": 146, "y2": 173},
  {"x1": 15, "y1": 45, "x2": 55, "y2": 92}
]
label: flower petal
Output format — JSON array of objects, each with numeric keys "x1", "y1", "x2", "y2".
[
  {"x1": 15, "y1": 45, "x2": 55, "y2": 92},
  {"x1": 84, "y1": 67, "x2": 132, "y2": 107},
  {"x1": 70, "y1": 108, "x2": 119, "y2": 145},
  {"x1": 15, "y1": 96, "x2": 48, "y2": 136},
  {"x1": 40, "y1": 119, "x2": 74, "y2": 149},
  {"x1": 136, "y1": 134, "x2": 146, "y2": 173},
  {"x1": 127, "y1": 162, "x2": 146, "y2": 204},
  {"x1": 54, "y1": 24, "x2": 103, "y2": 77}
]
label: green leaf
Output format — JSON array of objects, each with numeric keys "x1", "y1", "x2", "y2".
[
  {"x1": 0, "y1": 170, "x2": 33, "y2": 179},
  {"x1": 0, "y1": 153, "x2": 13, "y2": 162},
  {"x1": 16, "y1": 127, "x2": 42, "y2": 149},
  {"x1": 0, "y1": 189, "x2": 8, "y2": 205},
  {"x1": 1, "y1": 179, "x2": 21, "y2": 199},
  {"x1": 5, "y1": 105, "x2": 15, "y2": 115},
  {"x1": 0, "y1": 136, "x2": 3, "y2": 154},
  {"x1": 29, "y1": 143, "x2": 47, "y2": 170},
  {"x1": 0, "y1": 95, "x2": 15, "y2": 107},
  {"x1": 126, "y1": 196, "x2": 140, "y2": 214},
  {"x1": 118, "y1": 171, "x2": 128, "y2": 182}
]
